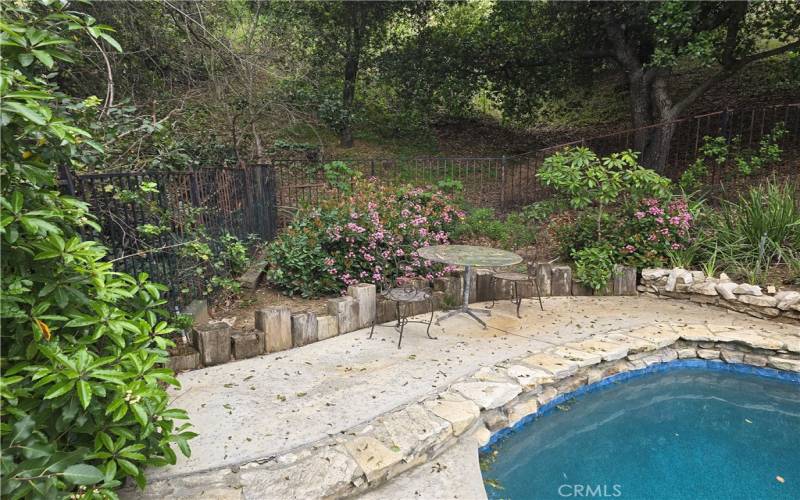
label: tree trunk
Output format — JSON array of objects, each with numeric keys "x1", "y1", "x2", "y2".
[
  {"x1": 641, "y1": 121, "x2": 677, "y2": 174},
  {"x1": 628, "y1": 70, "x2": 654, "y2": 155},
  {"x1": 640, "y1": 74, "x2": 676, "y2": 174}
]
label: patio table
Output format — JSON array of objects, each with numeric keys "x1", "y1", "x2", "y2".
[{"x1": 418, "y1": 244, "x2": 522, "y2": 328}]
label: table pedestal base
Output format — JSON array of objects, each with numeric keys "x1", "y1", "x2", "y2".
[
  {"x1": 434, "y1": 265, "x2": 491, "y2": 329},
  {"x1": 436, "y1": 306, "x2": 490, "y2": 328}
]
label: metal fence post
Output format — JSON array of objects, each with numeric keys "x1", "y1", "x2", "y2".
[
  {"x1": 500, "y1": 155, "x2": 507, "y2": 211},
  {"x1": 266, "y1": 165, "x2": 278, "y2": 239},
  {"x1": 57, "y1": 164, "x2": 77, "y2": 196}
]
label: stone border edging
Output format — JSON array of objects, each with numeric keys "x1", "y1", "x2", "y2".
[
  {"x1": 640, "y1": 267, "x2": 800, "y2": 325},
  {"x1": 172, "y1": 264, "x2": 641, "y2": 371},
  {"x1": 133, "y1": 322, "x2": 800, "y2": 499}
]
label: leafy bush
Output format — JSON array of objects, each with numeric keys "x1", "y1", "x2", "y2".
[
  {"x1": 572, "y1": 246, "x2": 615, "y2": 292},
  {"x1": 1, "y1": 5, "x2": 193, "y2": 497},
  {"x1": 435, "y1": 178, "x2": 464, "y2": 195},
  {"x1": 679, "y1": 123, "x2": 787, "y2": 190},
  {"x1": 553, "y1": 212, "x2": 618, "y2": 259},
  {"x1": 556, "y1": 196, "x2": 696, "y2": 285},
  {"x1": 102, "y1": 177, "x2": 260, "y2": 301},
  {"x1": 521, "y1": 199, "x2": 567, "y2": 223},
  {"x1": 537, "y1": 147, "x2": 671, "y2": 212},
  {"x1": 266, "y1": 180, "x2": 465, "y2": 297},
  {"x1": 451, "y1": 208, "x2": 536, "y2": 250},
  {"x1": 616, "y1": 197, "x2": 695, "y2": 268},
  {"x1": 539, "y1": 147, "x2": 676, "y2": 289},
  {"x1": 321, "y1": 161, "x2": 361, "y2": 194}
]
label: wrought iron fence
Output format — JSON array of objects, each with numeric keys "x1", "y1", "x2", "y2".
[
  {"x1": 546, "y1": 102, "x2": 800, "y2": 180},
  {"x1": 58, "y1": 103, "x2": 797, "y2": 305},
  {"x1": 266, "y1": 103, "x2": 799, "y2": 214},
  {"x1": 60, "y1": 166, "x2": 278, "y2": 306}
]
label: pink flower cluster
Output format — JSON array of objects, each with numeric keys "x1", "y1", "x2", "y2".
[
  {"x1": 619, "y1": 196, "x2": 694, "y2": 267},
  {"x1": 320, "y1": 180, "x2": 465, "y2": 290}
]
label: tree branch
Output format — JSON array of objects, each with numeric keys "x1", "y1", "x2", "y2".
[
  {"x1": 735, "y1": 39, "x2": 800, "y2": 67},
  {"x1": 603, "y1": 18, "x2": 640, "y2": 72},
  {"x1": 721, "y1": 3, "x2": 747, "y2": 66},
  {"x1": 673, "y1": 39, "x2": 800, "y2": 116}
]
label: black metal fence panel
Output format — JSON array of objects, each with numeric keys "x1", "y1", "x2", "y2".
[{"x1": 61, "y1": 166, "x2": 278, "y2": 306}]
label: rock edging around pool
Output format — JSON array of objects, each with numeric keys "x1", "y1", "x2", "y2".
[
  {"x1": 640, "y1": 267, "x2": 800, "y2": 325},
  {"x1": 126, "y1": 322, "x2": 800, "y2": 500}
]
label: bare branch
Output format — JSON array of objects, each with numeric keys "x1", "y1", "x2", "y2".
[
  {"x1": 109, "y1": 240, "x2": 199, "y2": 263},
  {"x1": 89, "y1": 35, "x2": 114, "y2": 118}
]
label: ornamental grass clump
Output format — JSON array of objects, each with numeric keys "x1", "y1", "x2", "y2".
[
  {"x1": 266, "y1": 180, "x2": 465, "y2": 297},
  {"x1": 697, "y1": 179, "x2": 800, "y2": 284}
]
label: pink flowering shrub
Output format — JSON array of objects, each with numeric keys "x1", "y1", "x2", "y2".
[
  {"x1": 618, "y1": 197, "x2": 694, "y2": 268},
  {"x1": 555, "y1": 194, "x2": 696, "y2": 285},
  {"x1": 266, "y1": 179, "x2": 465, "y2": 297}
]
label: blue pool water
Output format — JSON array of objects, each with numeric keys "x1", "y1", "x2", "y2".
[{"x1": 482, "y1": 367, "x2": 800, "y2": 500}]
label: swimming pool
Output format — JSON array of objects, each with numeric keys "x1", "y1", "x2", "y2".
[{"x1": 481, "y1": 366, "x2": 800, "y2": 499}]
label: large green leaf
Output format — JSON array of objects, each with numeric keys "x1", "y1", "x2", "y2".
[
  {"x1": 61, "y1": 464, "x2": 104, "y2": 485},
  {"x1": 76, "y1": 380, "x2": 91, "y2": 409},
  {"x1": 8, "y1": 415, "x2": 34, "y2": 445},
  {"x1": 31, "y1": 49, "x2": 54, "y2": 68},
  {"x1": 2, "y1": 101, "x2": 47, "y2": 125},
  {"x1": 43, "y1": 380, "x2": 75, "y2": 400}
]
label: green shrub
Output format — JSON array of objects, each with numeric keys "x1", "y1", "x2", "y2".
[
  {"x1": 572, "y1": 246, "x2": 615, "y2": 291},
  {"x1": 322, "y1": 161, "x2": 361, "y2": 194},
  {"x1": 104, "y1": 175, "x2": 260, "y2": 301},
  {"x1": 266, "y1": 181, "x2": 465, "y2": 297},
  {"x1": 537, "y1": 147, "x2": 671, "y2": 212},
  {"x1": 451, "y1": 208, "x2": 536, "y2": 250},
  {"x1": 679, "y1": 123, "x2": 787, "y2": 191},
  {"x1": 553, "y1": 212, "x2": 618, "y2": 260},
  {"x1": 1, "y1": 6, "x2": 193, "y2": 497},
  {"x1": 540, "y1": 147, "x2": 685, "y2": 289},
  {"x1": 557, "y1": 196, "x2": 696, "y2": 271},
  {"x1": 435, "y1": 178, "x2": 464, "y2": 195},
  {"x1": 521, "y1": 199, "x2": 567, "y2": 223}
]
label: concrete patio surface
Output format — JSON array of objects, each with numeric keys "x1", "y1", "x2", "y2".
[{"x1": 150, "y1": 296, "x2": 794, "y2": 484}]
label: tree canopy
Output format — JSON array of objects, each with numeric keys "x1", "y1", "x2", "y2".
[{"x1": 477, "y1": 1, "x2": 800, "y2": 168}]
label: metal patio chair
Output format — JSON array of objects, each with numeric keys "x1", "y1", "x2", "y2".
[
  {"x1": 369, "y1": 274, "x2": 437, "y2": 349},
  {"x1": 487, "y1": 261, "x2": 544, "y2": 318}
]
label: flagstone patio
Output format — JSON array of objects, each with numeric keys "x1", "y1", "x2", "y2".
[{"x1": 124, "y1": 296, "x2": 799, "y2": 499}]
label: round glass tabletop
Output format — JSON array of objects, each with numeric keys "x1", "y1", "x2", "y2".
[{"x1": 417, "y1": 244, "x2": 522, "y2": 268}]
